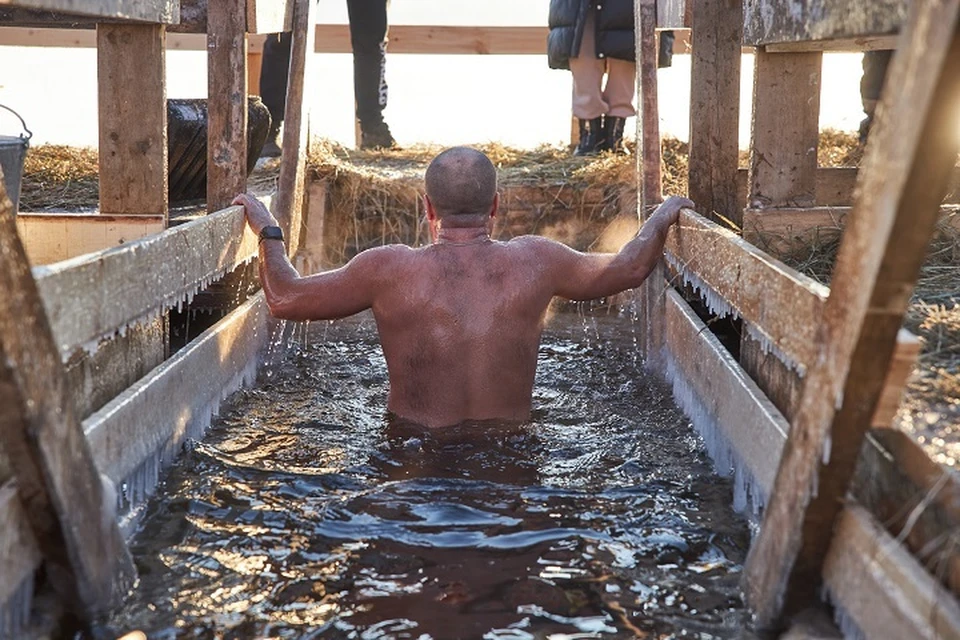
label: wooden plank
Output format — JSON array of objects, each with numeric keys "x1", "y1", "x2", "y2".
[
  {"x1": 0, "y1": 0, "x2": 178, "y2": 23},
  {"x1": 15, "y1": 213, "x2": 165, "y2": 266},
  {"x1": 737, "y1": 167, "x2": 872, "y2": 208},
  {"x1": 206, "y1": 0, "x2": 247, "y2": 211},
  {"x1": 247, "y1": 50, "x2": 263, "y2": 98},
  {"x1": 667, "y1": 209, "x2": 920, "y2": 378},
  {"x1": 853, "y1": 429, "x2": 960, "y2": 596},
  {"x1": 664, "y1": 295, "x2": 960, "y2": 637},
  {"x1": 314, "y1": 24, "x2": 548, "y2": 55},
  {"x1": 665, "y1": 289, "x2": 788, "y2": 499},
  {"x1": 32, "y1": 201, "x2": 261, "y2": 359},
  {"x1": 742, "y1": 0, "x2": 907, "y2": 46},
  {"x1": 0, "y1": 481, "x2": 41, "y2": 621},
  {"x1": 638, "y1": 0, "x2": 661, "y2": 205},
  {"x1": 657, "y1": 0, "x2": 687, "y2": 29},
  {"x1": 765, "y1": 35, "x2": 897, "y2": 53},
  {"x1": 687, "y1": 0, "x2": 742, "y2": 223},
  {"x1": 743, "y1": 0, "x2": 960, "y2": 627},
  {"x1": 743, "y1": 205, "x2": 960, "y2": 258},
  {"x1": 747, "y1": 50, "x2": 821, "y2": 209},
  {"x1": 273, "y1": 0, "x2": 314, "y2": 256},
  {"x1": 0, "y1": 180, "x2": 135, "y2": 618},
  {"x1": 246, "y1": 0, "x2": 290, "y2": 34},
  {"x1": 83, "y1": 293, "x2": 268, "y2": 518},
  {"x1": 97, "y1": 23, "x2": 168, "y2": 219},
  {"x1": 823, "y1": 504, "x2": 960, "y2": 639}
]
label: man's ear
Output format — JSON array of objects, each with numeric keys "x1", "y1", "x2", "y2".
[
  {"x1": 424, "y1": 194, "x2": 437, "y2": 221},
  {"x1": 489, "y1": 192, "x2": 500, "y2": 218}
]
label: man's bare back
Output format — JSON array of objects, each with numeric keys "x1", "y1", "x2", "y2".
[{"x1": 234, "y1": 147, "x2": 691, "y2": 428}]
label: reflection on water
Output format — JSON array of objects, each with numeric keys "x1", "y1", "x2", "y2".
[{"x1": 110, "y1": 311, "x2": 753, "y2": 638}]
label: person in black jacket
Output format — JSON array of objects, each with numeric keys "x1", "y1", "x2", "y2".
[
  {"x1": 548, "y1": 0, "x2": 637, "y2": 155},
  {"x1": 259, "y1": 0, "x2": 395, "y2": 157}
]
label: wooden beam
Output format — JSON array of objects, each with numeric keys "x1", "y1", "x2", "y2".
[
  {"x1": 246, "y1": 0, "x2": 290, "y2": 34},
  {"x1": 765, "y1": 35, "x2": 897, "y2": 53},
  {"x1": 32, "y1": 201, "x2": 261, "y2": 359},
  {"x1": 0, "y1": 481, "x2": 41, "y2": 627},
  {"x1": 314, "y1": 24, "x2": 548, "y2": 55},
  {"x1": 83, "y1": 293, "x2": 268, "y2": 530},
  {"x1": 273, "y1": 0, "x2": 314, "y2": 256},
  {"x1": 206, "y1": 0, "x2": 247, "y2": 211},
  {"x1": 687, "y1": 0, "x2": 742, "y2": 223},
  {"x1": 743, "y1": 0, "x2": 960, "y2": 627},
  {"x1": 742, "y1": 0, "x2": 906, "y2": 46},
  {"x1": 854, "y1": 429, "x2": 960, "y2": 596},
  {"x1": 15, "y1": 213, "x2": 165, "y2": 266},
  {"x1": 638, "y1": 0, "x2": 661, "y2": 206},
  {"x1": 657, "y1": 0, "x2": 687, "y2": 29},
  {"x1": 823, "y1": 504, "x2": 960, "y2": 639},
  {"x1": 0, "y1": 0, "x2": 178, "y2": 23},
  {"x1": 663, "y1": 291, "x2": 960, "y2": 635},
  {"x1": 97, "y1": 23, "x2": 168, "y2": 219},
  {"x1": 0, "y1": 180, "x2": 135, "y2": 618},
  {"x1": 747, "y1": 50, "x2": 821, "y2": 209},
  {"x1": 665, "y1": 289, "x2": 788, "y2": 501}
]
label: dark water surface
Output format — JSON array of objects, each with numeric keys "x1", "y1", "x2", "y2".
[{"x1": 111, "y1": 311, "x2": 753, "y2": 639}]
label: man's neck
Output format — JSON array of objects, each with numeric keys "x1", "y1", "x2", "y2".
[{"x1": 435, "y1": 227, "x2": 491, "y2": 246}]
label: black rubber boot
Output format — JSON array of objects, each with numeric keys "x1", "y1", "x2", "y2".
[
  {"x1": 603, "y1": 116, "x2": 628, "y2": 154},
  {"x1": 574, "y1": 117, "x2": 603, "y2": 156},
  {"x1": 260, "y1": 121, "x2": 282, "y2": 158},
  {"x1": 360, "y1": 120, "x2": 397, "y2": 150}
]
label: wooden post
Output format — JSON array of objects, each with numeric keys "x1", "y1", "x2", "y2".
[
  {"x1": 747, "y1": 50, "x2": 821, "y2": 209},
  {"x1": 636, "y1": 0, "x2": 665, "y2": 363},
  {"x1": 687, "y1": 0, "x2": 742, "y2": 223},
  {"x1": 207, "y1": 0, "x2": 249, "y2": 211},
  {"x1": 638, "y1": 0, "x2": 662, "y2": 206},
  {"x1": 743, "y1": 0, "x2": 960, "y2": 628},
  {"x1": 274, "y1": 0, "x2": 316, "y2": 257},
  {"x1": 0, "y1": 182, "x2": 135, "y2": 618},
  {"x1": 97, "y1": 24, "x2": 167, "y2": 220},
  {"x1": 741, "y1": 49, "x2": 822, "y2": 421},
  {"x1": 247, "y1": 50, "x2": 263, "y2": 100}
]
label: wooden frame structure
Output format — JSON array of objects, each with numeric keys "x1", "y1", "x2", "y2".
[
  {"x1": 635, "y1": 0, "x2": 960, "y2": 636},
  {"x1": 0, "y1": 0, "x2": 316, "y2": 634},
  {"x1": 1, "y1": 0, "x2": 959, "y2": 637}
]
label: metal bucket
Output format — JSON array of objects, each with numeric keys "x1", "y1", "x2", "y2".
[{"x1": 0, "y1": 104, "x2": 32, "y2": 213}]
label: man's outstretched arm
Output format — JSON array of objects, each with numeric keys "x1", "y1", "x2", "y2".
[
  {"x1": 546, "y1": 196, "x2": 692, "y2": 301},
  {"x1": 233, "y1": 193, "x2": 387, "y2": 321}
]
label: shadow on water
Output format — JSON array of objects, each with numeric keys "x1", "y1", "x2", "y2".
[{"x1": 109, "y1": 311, "x2": 754, "y2": 639}]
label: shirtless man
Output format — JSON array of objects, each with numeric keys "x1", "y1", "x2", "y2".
[{"x1": 233, "y1": 147, "x2": 691, "y2": 428}]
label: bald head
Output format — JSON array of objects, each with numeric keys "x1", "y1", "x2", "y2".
[{"x1": 424, "y1": 147, "x2": 498, "y2": 220}]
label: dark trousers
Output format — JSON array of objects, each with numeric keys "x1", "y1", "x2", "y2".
[{"x1": 259, "y1": 0, "x2": 389, "y2": 129}]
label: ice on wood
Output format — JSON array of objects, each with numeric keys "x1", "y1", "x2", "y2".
[{"x1": 0, "y1": 572, "x2": 33, "y2": 640}]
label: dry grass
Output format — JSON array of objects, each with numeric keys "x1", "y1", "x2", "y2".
[{"x1": 19, "y1": 144, "x2": 99, "y2": 211}]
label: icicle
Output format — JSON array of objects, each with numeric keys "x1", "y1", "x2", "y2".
[
  {"x1": 744, "y1": 323, "x2": 804, "y2": 375},
  {"x1": 665, "y1": 354, "x2": 767, "y2": 519},
  {"x1": 0, "y1": 571, "x2": 34, "y2": 640},
  {"x1": 663, "y1": 254, "x2": 736, "y2": 320}
]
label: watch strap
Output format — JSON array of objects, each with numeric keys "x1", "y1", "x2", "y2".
[{"x1": 259, "y1": 225, "x2": 285, "y2": 243}]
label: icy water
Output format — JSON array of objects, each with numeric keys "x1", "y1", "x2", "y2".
[{"x1": 110, "y1": 310, "x2": 753, "y2": 639}]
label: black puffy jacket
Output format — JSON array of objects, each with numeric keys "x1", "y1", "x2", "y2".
[{"x1": 547, "y1": 0, "x2": 635, "y2": 70}]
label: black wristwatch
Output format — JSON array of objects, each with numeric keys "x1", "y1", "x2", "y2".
[{"x1": 259, "y1": 225, "x2": 285, "y2": 244}]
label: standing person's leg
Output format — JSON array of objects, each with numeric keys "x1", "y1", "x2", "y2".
[
  {"x1": 569, "y1": 8, "x2": 607, "y2": 155},
  {"x1": 601, "y1": 58, "x2": 636, "y2": 153},
  {"x1": 859, "y1": 49, "x2": 893, "y2": 143},
  {"x1": 347, "y1": 0, "x2": 396, "y2": 149},
  {"x1": 259, "y1": 32, "x2": 292, "y2": 157}
]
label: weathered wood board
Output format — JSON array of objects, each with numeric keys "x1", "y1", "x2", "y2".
[
  {"x1": 15, "y1": 213, "x2": 165, "y2": 266},
  {"x1": 32, "y1": 200, "x2": 262, "y2": 359},
  {"x1": 687, "y1": 0, "x2": 742, "y2": 224},
  {"x1": 0, "y1": 0, "x2": 178, "y2": 23},
  {"x1": 743, "y1": 0, "x2": 960, "y2": 625},
  {"x1": 0, "y1": 480, "x2": 41, "y2": 626},
  {"x1": 743, "y1": 0, "x2": 907, "y2": 46},
  {"x1": 83, "y1": 293, "x2": 268, "y2": 519},
  {"x1": 97, "y1": 23, "x2": 168, "y2": 218}
]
